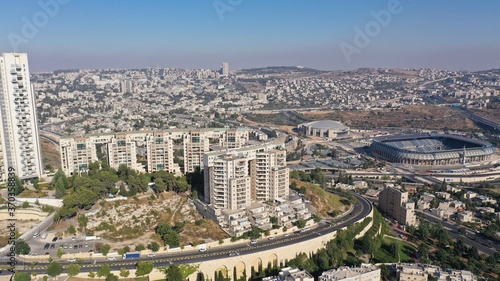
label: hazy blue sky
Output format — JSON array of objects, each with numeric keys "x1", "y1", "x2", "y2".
[{"x1": 1, "y1": 0, "x2": 499, "y2": 72}]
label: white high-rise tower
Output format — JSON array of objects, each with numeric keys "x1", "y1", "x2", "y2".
[
  {"x1": 221, "y1": 62, "x2": 229, "y2": 76},
  {"x1": 0, "y1": 53, "x2": 43, "y2": 182}
]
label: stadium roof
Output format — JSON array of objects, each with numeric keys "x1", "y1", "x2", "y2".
[{"x1": 299, "y1": 120, "x2": 347, "y2": 130}]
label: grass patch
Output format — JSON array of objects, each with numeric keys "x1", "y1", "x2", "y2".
[
  {"x1": 374, "y1": 236, "x2": 416, "y2": 263},
  {"x1": 292, "y1": 179, "x2": 348, "y2": 218}
]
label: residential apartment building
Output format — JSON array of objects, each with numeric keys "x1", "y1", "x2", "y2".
[
  {"x1": 203, "y1": 141, "x2": 289, "y2": 210},
  {"x1": 379, "y1": 185, "x2": 417, "y2": 226},
  {"x1": 183, "y1": 130, "x2": 210, "y2": 174},
  {"x1": 219, "y1": 128, "x2": 249, "y2": 148},
  {"x1": 319, "y1": 264, "x2": 381, "y2": 281},
  {"x1": 146, "y1": 131, "x2": 175, "y2": 173},
  {"x1": 59, "y1": 128, "x2": 249, "y2": 176},
  {"x1": 60, "y1": 137, "x2": 98, "y2": 175},
  {"x1": 107, "y1": 133, "x2": 140, "y2": 171},
  {"x1": 0, "y1": 53, "x2": 43, "y2": 182}
]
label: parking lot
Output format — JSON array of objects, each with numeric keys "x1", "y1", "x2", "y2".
[{"x1": 29, "y1": 233, "x2": 96, "y2": 257}]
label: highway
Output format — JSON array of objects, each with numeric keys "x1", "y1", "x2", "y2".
[
  {"x1": 364, "y1": 197, "x2": 498, "y2": 256},
  {"x1": 13, "y1": 193, "x2": 372, "y2": 274},
  {"x1": 417, "y1": 210, "x2": 499, "y2": 255}
]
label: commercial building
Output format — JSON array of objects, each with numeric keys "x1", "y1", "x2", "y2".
[
  {"x1": 203, "y1": 141, "x2": 289, "y2": 210},
  {"x1": 0, "y1": 53, "x2": 43, "y2": 182},
  {"x1": 297, "y1": 120, "x2": 349, "y2": 140},
  {"x1": 378, "y1": 185, "x2": 417, "y2": 226},
  {"x1": 319, "y1": 264, "x2": 381, "y2": 281}
]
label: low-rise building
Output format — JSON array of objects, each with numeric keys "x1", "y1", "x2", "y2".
[{"x1": 319, "y1": 264, "x2": 380, "y2": 281}]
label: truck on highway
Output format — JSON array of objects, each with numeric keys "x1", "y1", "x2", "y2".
[{"x1": 123, "y1": 252, "x2": 140, "y2": 259}]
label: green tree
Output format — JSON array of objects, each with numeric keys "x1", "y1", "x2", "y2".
[
  {"x1": 14, "y1": 272, "x2": 31, "y2": 281},
  {"x1": 106, "y1": 274, "x2": 119, "y2": 281},
  {"x1": 120, "y1": 267, "x2": 130, "y2": 278},
  {"x1": 57, "y1": 248, "x2": 64, "y2": 258},
  {"x1": 13, "y1": 175, "x2": 25, "y2": 195},
  {"x1": 135, "y1": 261, "x2": 154, "y2": 276},
  {"x1": 15, "y1": 239, "x2": 30, "y2": 255},
  {"x1": 196, "y1": 272, "x2": 205, "y2": 281},
  {"x1": 54, "y1": 177, "x2": 66, "y2": 198},
  {"x1": 166, "y1": 265, "x2": 183, "y2": 281},
  {"x1": 78, "y1": 214, "x2": 89, "y2": 231},
  {"x1": 296, "y1": 219, "x2": 306, "y2": 229},
  {"x1": 46, "y1": 261, "x2": 63, "y2": 277},
  {"x1": 419, "y1": 242, "x2": 430, "y2": 260},
  {"x1": 68, "y1": 224, "x2": 76, "y2": 235},
  {"x1": 136, "y1": 244, "x2": 146, "y2": 251},
  {"x1": 66, "y1": 264, "x2": 81, "y2": 277},
  {"x1": 163, "y1": 229, "x2": 180, "y2": 247},
  {"x1": 100, "y1": 244, "x2": 111, "y2": 256},
  {"x1": 148, "y1": 242, "x2": 160, "y2": 252},
  {"x1": 88, "y1": 270, "x2": 96, "y2": 278},
  {"x1": 97, "y1": 264, "x2": 111, "y2": 277}
]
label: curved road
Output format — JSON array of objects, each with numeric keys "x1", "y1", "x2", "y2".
[{"x1": 14, "y1": 193, "x2": 372, "y2": 274}]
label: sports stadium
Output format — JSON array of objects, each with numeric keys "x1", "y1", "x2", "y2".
[{"x1": 370, "y1": 134, "x2": 495, "y2": 166}]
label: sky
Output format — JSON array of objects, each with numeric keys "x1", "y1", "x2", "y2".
[{"x1": 0, "y1": 0, "x2": 499, "y2": 72}]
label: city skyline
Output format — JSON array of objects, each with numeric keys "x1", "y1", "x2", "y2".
[{"x1": 0, "y1": 0, "x2": 499, "y2": 72}]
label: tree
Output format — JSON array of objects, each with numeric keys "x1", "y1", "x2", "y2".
[
  {"x1": 196, "y1": 272, "x2": 205, "y2": 281},
  {"x1": 78, "y1": 214, "x2": 89, "y2": 231},
  {"x1": 97, "y1": 264, "x2": 111, "y2": 277},
  {"x1": 54, "y1": 177, "x2": 66, "y2": 198},
  {"x1": 88, "y1": 270, "x2": 96, "y2": 278},
  {"x1": 14, "y1": 272, "x2": 31, "y2": 281},
  {"x1": 162, "y1": 229, "x2": 180, "y2": 247},
  {"x1": 15, "y1": 239, "x2": 30, "y2": 255},
  {"x1": 135, "y1": 261, "x2": 154, "y2": 276},
  {"x1": 106, "y1": 274, "x2": 119, "y2": 281},
  {"x1": 12, "y1": 175, "x2": 25, "y2": 195},
  {"x1": 296, "y1": 219, "x2": 306, "y2": 229},
  {"x1": 57, "y1": 248, "x2": 64, "y2": 258},
  {"x1": 419, "y1": 242, "x2": 430, "y2": 260},
  {"x1": 136, "y1": 244, "x2": 146, "y2": 251},
  {"x1": 68, "y1": 224, "x2": 77, "y2": 235},
  {"x1": 46, "y1": 261, "x2": 63, "y2": 277},
  {"x1": 66, "y1": 264, "x2": 81, "y2": 277},
  {"x1": 120, "y1": 267, "x2": 130, "y2": 278},
  {"x1": 100, "y1": 244, "x2": 111, "y2": 256},
  {"x1": 148, "y1": 242, "x2": 160, "y2": 252},
  {"x1": 165, "y1": 265, "x2": 183, "y2": 281}
]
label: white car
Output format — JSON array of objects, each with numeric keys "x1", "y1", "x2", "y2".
[
  {"x1": 107, "y1": 256, "x2": 116, "y2": 261},
  {"x1": 67, "y1": 258, "x2": 76, "y2": 262},
  {"x1": 268, "y1": 236, "x2": 275, "y2": 240},
  {"x1": 250, "y1": 240, "x2": 257, "y2": 245},
  {"x1": 147, "y1": 253, "x2": 156, "y2": 258}
]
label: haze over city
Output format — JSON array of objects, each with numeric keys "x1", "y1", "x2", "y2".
[{"x1": 1, "y1": 0, "x2": 500, "y2": 72}]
